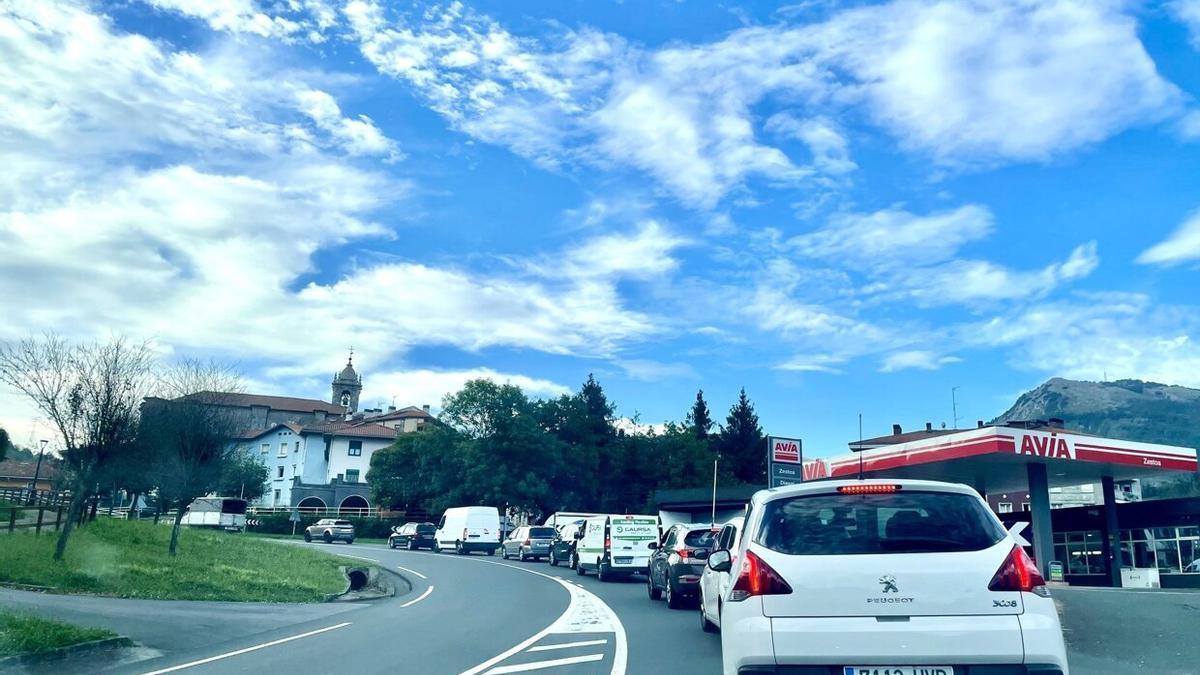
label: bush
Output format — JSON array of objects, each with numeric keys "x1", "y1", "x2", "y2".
[{"x1": 247, "y1": 514, "x2": 407, "y2": 539}]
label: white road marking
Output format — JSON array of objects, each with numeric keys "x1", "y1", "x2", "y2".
[
  {"x1": 486, "y1": 654, "x2": 604, "y2": 674},
  {"x1": 338, "y1": 553, "x2": 383, "y2": 564},
  {"x1": 401, "y1": 585, "x2": 435, "y2": 607},
  {"x1": 138, "y1": 622, "x2": 352, "y2": 675},
  {"x1": 396, "y1": 564, "x2": 428, "y2": 580},
  {"x1": 454, "y1": 557, "x2": 627, "y2": 675},
  {"x1": 527, "y1": 639, "x2": 608, "y2": 652}
]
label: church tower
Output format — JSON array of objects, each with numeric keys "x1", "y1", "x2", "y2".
[{"x1": 331, "y1": 353, "x2": 362, "y2": 413}]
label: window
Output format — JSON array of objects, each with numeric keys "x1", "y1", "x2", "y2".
[
  {"x1": 529, "y1": 527, "x2": 556, "y2": 538},
  {"x1": 348, "y1": 440, "x2": 362, "y2": 456},
  {"x1": 683, "y1": 528, "x2": 719, "y2": 548},
  {"x1": 344, "y1": 469, "x2": 360, "y2": 483},
  {"x1": 278, "y1": 443, "x2": 287, "y2": 458},
  {"x1": 757, "y1": 491, "x2": 1006, "y2": 556},
  {"x1": 276, "y1": 466, "x2": 285, "y2": 479},
  {"x1": 998, "y1": 502, "x2": 1013, "y2": 513},
  {"x1": 294, "y1": 441, "x2": 300, "y2": 453},
  {"x1": 291, "y1": 464, "x2": 297, "y2": 478},
  {"x1": 261, "y1": 443, "x2": 269, "y2": 455},
  {"x1": 273, "y1": 489, "x2": 281, "y2": 504},
  {"x1": 1021, "y1": 502, "x2": 1030, "y2": 512}
]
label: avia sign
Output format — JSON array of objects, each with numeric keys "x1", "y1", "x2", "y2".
[
  {"x1": 772, "y1": 437, "x2": 801, "y2": 463},
  {"x1": 1015, "y1": 432, "x2": 1075, "y2": 460}
]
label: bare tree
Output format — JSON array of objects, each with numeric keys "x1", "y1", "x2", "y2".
[
  {"x1": 0, "y1": 334, "x2": 154, "y2": 560},
  {"x1": 141, "y1": 360, "x2": 242, "y2": 556}
]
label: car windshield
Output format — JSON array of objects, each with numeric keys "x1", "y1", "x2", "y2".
[
  {"x1": 757, "y1": 491, "x2": 1006, "y2": 555},
  {"x1": 528, "y1": 527, "x2": 556, "y2": 538}
]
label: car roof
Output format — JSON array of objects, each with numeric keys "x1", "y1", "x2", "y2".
[{"x1": 750, "y1": 478, "x2": 979, "y2": 506}]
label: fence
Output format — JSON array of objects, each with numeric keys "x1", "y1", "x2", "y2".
[
  {"x1": 1, "y1": 504, "x2": 67, "y2": 535},
  {"x1": 0, "y1": 487, "x2": 71, "y2": 508},
  {"x1": 248, "y1": 505, "x2": 387, "y2": 518}
]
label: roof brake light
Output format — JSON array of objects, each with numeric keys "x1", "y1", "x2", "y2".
[{"x1": 837, "y1": 484, "x2": 902, "y2": 495}]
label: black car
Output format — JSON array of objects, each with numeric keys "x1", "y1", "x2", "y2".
[
  {"x1": 647, "y1": 523, "x2": 719, "y2": 609},
  {"x1": 389, "y1": 522, "x2": 437, "y2": 550},
  {"x1": 548, "y1": 520, "x2": 586, "y2": 567}
]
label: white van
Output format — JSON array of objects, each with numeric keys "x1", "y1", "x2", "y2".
[
  {"x1": 179, "y1": 497, "x2": 247, "y2": 532},
  {"x1": 436, "y1": 506, "x2": 500, "y2": 555},
  {"x1": 575, "y1": 514, "x2": 660, "y2": 581}
]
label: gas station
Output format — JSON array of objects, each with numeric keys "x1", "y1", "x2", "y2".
[{"x1": 660, "y1": 419, "x2": 1199, "y2": 588}]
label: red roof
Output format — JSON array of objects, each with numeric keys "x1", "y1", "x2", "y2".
[
  {"x1": 302, "y1": 421, "x2": 398, "y2": 440},
  {"x1": 0, "y1": 459, "x2": 61, "y2": 480},
  {"x1": 180, "y1": 391, "x2": 346, "y2": 415},
  {"x1": 365, "y1": 406, "x2": 433, "y2": 422}
]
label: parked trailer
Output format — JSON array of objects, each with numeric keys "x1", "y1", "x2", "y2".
[{"x1": 179, "y1": 497, "x2": 248, "y2": 532}]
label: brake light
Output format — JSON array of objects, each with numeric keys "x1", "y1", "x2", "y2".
[
  {"x1": 678, "y1": 548, "x2": 690, "y2": 561},
  {"x1": 729, "y1": 550, "x2": 792, "y2": 601},
  {"x1": 989, "y1": 545, "x2": 1049, "y2": 598},
  {"x1": 523, "y1": 538, "x2": 531, "y2": 546},
  {"x1": 604, "y1": 536, "x2": 610, "y2": 549},
  {"x1": 838, "y1": 484, "x2": 901, "y2": 494}
]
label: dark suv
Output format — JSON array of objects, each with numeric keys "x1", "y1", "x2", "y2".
[
  {"x1": 548, "y1": 520, "x2": 585, "y2": 567},
  {"x1": 647, "y1": 523, "x2": 719, "y2": 608},
  {"x1": 389, "y1": 522, "x2": 437, "y2": 550}
]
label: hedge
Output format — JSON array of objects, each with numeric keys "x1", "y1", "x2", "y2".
[{"x1": 246, "y1": 514, "x2": 408, "y2": 539}]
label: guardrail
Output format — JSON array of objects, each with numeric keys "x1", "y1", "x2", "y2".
[{"x1": 247, "y1": 505, "x2": 383, "y2": 518}]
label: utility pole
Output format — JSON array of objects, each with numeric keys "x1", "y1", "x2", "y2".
[
  {"x1": 27, "y1": 439, "x2": 48, "y2": 505},
  {"x1": 711, "y1": 458, "x2": 719, "y2": 525},
  {"x1": 952, "y1": 387, "x2": 960, "y2": 430}
]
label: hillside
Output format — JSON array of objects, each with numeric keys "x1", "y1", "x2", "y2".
[{"x1": 993, "y1": 378, "x2": 1200, "y2": 498}]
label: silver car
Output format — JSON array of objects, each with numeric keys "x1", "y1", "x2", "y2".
[
  {"x1": 501, "y1": 526, "x2": 557, "y2": 561},
  {"x1": 304, "y1": 518, "x2": 355, "y2": 544}
]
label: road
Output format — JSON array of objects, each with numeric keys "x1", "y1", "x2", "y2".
[{"x1": 4, "y1": 541, "x2": 1196, "y2": 674}]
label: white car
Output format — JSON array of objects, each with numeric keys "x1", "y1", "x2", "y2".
[
  {"x1": 698, "y1": 518, "x2": 742, "y2": 632},
  {"x1": 712, "y1": 479, "x2": 1069, "y2": 675}
]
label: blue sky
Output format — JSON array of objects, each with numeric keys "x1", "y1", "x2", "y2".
[{"x1": 2, "y1": 0, "x2": 1200, "y2": 457}]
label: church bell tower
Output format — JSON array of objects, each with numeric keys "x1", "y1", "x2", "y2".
[{"x1": 331, "y1": 352, "x2": 362, "y2": 413}]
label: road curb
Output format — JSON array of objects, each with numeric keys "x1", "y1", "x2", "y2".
[{"x1": 0, "y1": 636, "x2": 135, "y2": 669}]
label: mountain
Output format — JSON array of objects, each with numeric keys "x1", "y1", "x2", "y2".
[{"x1": 993, "y1": 378, "x2": 1200, "y2": 498}]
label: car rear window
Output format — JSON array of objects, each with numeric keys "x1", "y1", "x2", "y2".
[
  {"x1": 416, "y1": 524, "x2": 435, "y2": 533},
  {"x1": 529, "y1": 527, "x2": 556, "y2": 538},
  {"x1": 333, "y1": 520, "x2": 352, "y2": 526},
  {"x1": 683, "y1": 529, "x2": 719, "y2": 548},
  {"x1": 757, "y1": 490, "x2": 1005, "y2": 555}
]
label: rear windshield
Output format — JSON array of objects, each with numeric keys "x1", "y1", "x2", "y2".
[
  {"x1": 757, "y1": 491, "x2": 1005, "y2": 555},
  {"x1": 333, "y1": 520, "x2": 353, "y2": 526},
  {"x1": 683, "y1": 529, "x2": 719, "y2": 548},
  {"x1": 529, "y1": 527, "x2": 557, "y2": 538},
  {"x1": 416, "y1": 524, "x2": 435, "y2": 533}
]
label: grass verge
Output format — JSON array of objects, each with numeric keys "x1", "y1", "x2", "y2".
[
  {"x1": 0, "y1": 519, "x2": 362, "y2": 602},
  {"x1": 0, "y1": 611, "x2": 116, "y2": 657}
]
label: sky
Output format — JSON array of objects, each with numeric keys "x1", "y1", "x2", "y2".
[{"x1": 2, "y1": 0, "x2": 1200, "y2": 459}]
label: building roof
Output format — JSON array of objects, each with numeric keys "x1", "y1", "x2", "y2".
[
  {"x1": 365, "y1": 406, "x2": 433, "y2": 422},
  {"x1": 848, "y1": 419, "x2": 1098, "y2": 450},
  {"x1": 182, "y1": 391, "x2": 345, "y2": 415},
  {"x1": 234, "y1": 422, "x2": 305, "y2": 441},
  {"x1": 302, "y1": 421, "x2": 398, "y2": 440},
  {"x1": 0, "y1": 459, "x2": 61, "y2": 481}
]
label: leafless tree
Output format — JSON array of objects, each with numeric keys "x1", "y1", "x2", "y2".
[
  {"x1": 141, "y1": 360, "x2": 243, "y2": 556},
  {"x1": 0, "y1": 334, "x2": 154, "y2": 560}
]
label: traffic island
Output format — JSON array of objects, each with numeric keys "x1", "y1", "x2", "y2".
[{"x1": 0, "y1": 611, "x2": 131, "y2": 668}]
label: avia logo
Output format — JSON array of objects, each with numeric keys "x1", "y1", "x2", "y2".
[
  {"x1": 878, "y1": 575, "x2": 898, "y2": 593},
  {"x1": 803, "y1": 459, "x2": 829, "y2": 480},
  {"x1": 773, "y1": 439, "x2": 800, "y2": 462},
  {"x1": 1019, "y1": 433, "x2": 1074, "y2": 460}
]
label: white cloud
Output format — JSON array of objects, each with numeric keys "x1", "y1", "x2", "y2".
[
  {"x1": 1180, "y1": 111, "x2": 1200, "y2": 141},
  {"x1": 765, "y1": 113, "x2": 857, "y2": 175},
  {"x1": 541, "y1": 220, "x2": 689, "y2": 281},
  {"x1": 617, "y1": 359, "x2": 698, "y2": 382},
  {"x1": 1170, "y1": 0, "x2": 1200, "y2": 49},
  {"x1": 879, "y1": 350, "x2": 961, "y2": 372},
  {"x1": 362, "y1": 368, "x2": 570, "y2": 410},
  {"x1": 1137, "y1": 209, "x2": 1200, "y2": 266},
  {"x1": 892, "y1": 241, "x2": 1099, "y2": 305},
  {"x1": 144, "y1": 0, "x2": 316, "y2": 41},
  {"x1": 295, "y1": 89, "x2": 401, "y2": 159},
  {"x1": 790, "y1": 205, "x2": 994, "y2": 265}
]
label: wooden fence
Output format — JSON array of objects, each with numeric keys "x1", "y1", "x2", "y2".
[{"x1": 1, "y1": 504, "x2": 67, "y2": 534}]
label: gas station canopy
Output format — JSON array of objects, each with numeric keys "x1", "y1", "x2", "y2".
[{"x1": 800, "y1": 422, "x2": 1198, "y2": 494}]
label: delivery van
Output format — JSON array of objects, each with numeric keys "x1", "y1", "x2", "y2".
[
  {"x1": 179, "y1": 497, "x2": 247, "y2": 532},
  {"x1": 575, "y1": 514, "x2": 660, "y2": 581},
  {"x1": 436, "y1": 506, "x2": 501, "y2": 555}
]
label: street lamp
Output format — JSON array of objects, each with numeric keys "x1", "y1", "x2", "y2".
[{"x1": 28, "y1": 439, "x2": 48, "y2": 505}]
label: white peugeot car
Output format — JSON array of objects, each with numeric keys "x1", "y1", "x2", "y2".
[
  {"x1": 712, "y1": 479, "x2": 1069, "y2": 675},
  {"x1": 699, "y1": 518, "x2": 742, "y2": 632}
]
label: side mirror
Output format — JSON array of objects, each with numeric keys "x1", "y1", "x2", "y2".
[
  {"x1": 647, "y1": 541, "x2": 658, "y2": 550},
  {"x1": 708, "y1": 549, "x2": 732, "y2": 572}
]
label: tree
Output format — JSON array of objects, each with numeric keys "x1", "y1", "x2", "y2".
[
  {"x1": 369, "y1": 425, "x2": 465, "y2": 513},
  {"x1": 0, "y1": 335, "x2": 154, "y2": 560},
  {"x1": 218, "y1": 453, "x2": 269, "y2": 503},
  {"x1": 685, "y1": 390, "x2": 713, "y2": 440},
  {"x1": 0, "y1": 427, "x2": 10, "y2": 463},
  {"x1": 715, "y1": 388, "x2": 766, "y2": 485},
  {"x1": 141, "y1": 361, "x2": 242, "y2": 556}
]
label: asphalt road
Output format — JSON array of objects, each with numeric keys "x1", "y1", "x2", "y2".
[{"x1": 4, "y1": 541, "x2": 1197, "y2": 675}]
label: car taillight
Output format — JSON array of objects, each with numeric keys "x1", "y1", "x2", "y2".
[
  {"x1": 838, "y1": 483, "x2": 901, "y2": 494},
  {"x1": 678, "y1": 549, "x2": 690, "y2": 561},
  {"x1": 728, "y1": 550, "x2": 792, "y2": 601},
  {"x1": 604, "y1": 536, "x2": 610, "y2": 549},
  {"x1": 523, "y1": 538, "x2": 531, "y2": 546},
  {"x1": 989, "y1": 545, "x2": 1049, "y2": 598}
]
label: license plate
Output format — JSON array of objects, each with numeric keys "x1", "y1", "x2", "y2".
[
  {"x1": 615, "y1": 556, "x2": 633, "y2": 564},
  {"x1": 844, "y1": 662, "x2": 955, "y2": 667}
]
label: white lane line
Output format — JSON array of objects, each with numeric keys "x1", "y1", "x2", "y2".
[
  {"x1": 526, "y1": 639, "x2": 607, "y2": 652},
  {"x1": 401, "y1": 585, "x2": 435, "y2": 608},
  {"x1": 338, "y1": 553, "x2": 383, "y2": 564},
  {"x1": 396, "y1": 564, "x2": 428, "y2": 580},
  {"x1": 453, "y1": 557, "x2": 627, "y2": 675},
  {"x1": 486, "y1": 654, "x2": 604, "y2": 674},
  {"x1": 139, "y1": 622, "x2": 352, "y2": 675}
]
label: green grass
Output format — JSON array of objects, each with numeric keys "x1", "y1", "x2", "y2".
[
  {"x1": 0, "y1": 519, "x2": 362, "y2": 602},
  {"x1": 0, "y1": 611, "x2": 116, "y2": 657}
]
